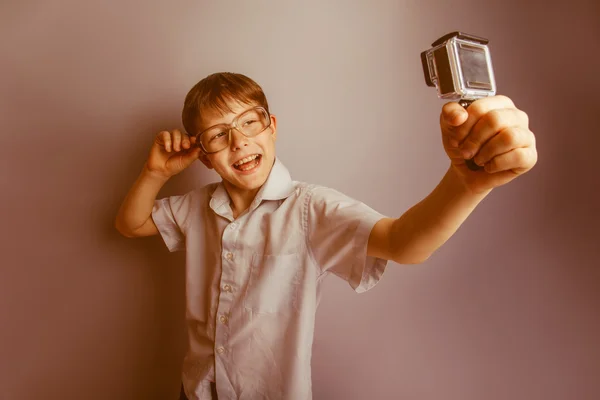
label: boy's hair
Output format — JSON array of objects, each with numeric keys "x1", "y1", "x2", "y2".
[{"x1": 182, "y1": 72, "x2": 270, "y2": 136}]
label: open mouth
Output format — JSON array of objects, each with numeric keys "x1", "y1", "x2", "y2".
[{"x1": 232, "y1": 154, "x2": 262, "y2": 171}]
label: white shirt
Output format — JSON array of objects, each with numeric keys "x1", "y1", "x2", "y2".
[{"x1": 152, "y1": 158, "x2": 388, "y2": 400}]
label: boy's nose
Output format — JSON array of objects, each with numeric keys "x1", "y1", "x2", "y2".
[{"x1": 230, "y1": 128, "x2": 249, "y2": 150}]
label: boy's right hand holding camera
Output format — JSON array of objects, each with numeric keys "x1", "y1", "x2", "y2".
[{"x1": 115, "y1": 130, "x2": 201, "y2": 238}]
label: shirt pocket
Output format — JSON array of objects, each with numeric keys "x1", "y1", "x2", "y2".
[{"x1": 243, "y1": 253, "x2": 301, "y2": 314}]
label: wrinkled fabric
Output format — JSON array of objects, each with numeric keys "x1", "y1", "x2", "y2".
[{"x1": 152, "y1": 158, "x2": 388, "y2": 400}]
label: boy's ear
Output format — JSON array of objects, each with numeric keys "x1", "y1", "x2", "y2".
[
  {"x1": 270, "y1": 114, "x2": 277, "y2": 141},
  {"x1": 199, "y1": 153, "x2": 214, "y2": 169}
]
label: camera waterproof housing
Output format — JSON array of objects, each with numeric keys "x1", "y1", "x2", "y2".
[
  {"x1": 421, "y1": 31, "x2": 496, "y2": 171},
  {"x1": 421, "y1": 31, "x2": 496, "y2": 102}
]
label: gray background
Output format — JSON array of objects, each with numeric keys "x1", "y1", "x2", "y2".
[{"x1": 1, "y1": 0, "x2": 599, "y2": 399}]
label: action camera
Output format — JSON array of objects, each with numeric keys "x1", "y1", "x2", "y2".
[
  {"x1": 421, "y1": 31, "x2": 497, "y2": 170},
  {"x1": 421, "y1": 31, "x2": 496, "y2": 104}
]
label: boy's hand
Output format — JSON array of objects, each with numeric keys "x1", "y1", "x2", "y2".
[
  {"x1": 439, "y1": 95, "x2": 538, "y2": 194},
  {"x1": 145, "y1": 129, "x2": 202, "y2": 179}
]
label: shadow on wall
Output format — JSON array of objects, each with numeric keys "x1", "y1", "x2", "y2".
[{"x1": 100, "y1": 108, "x2": 215, "y2": 399}]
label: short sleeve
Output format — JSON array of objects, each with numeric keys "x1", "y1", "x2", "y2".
[
  {"x1": 151, "y1": 191, "x2": 196, "y2": 252},
  {"x1": 305, "y1": 186, "x2": 389, "y2": 293}
]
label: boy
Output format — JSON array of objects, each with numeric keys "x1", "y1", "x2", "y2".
[{"x1": 115, "y1": 72, "x2": 537, "y2": 400}]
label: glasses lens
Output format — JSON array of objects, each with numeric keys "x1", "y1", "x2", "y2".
[
  {"x1": 238, "y1": 108, "x2": 269, "y2": 137},
  {"x1": 198, "y1": 108, "x2": 270, "y2": 153},
  {"x1": 200, "y1": 126, "x2": 229, "y2": 153}
]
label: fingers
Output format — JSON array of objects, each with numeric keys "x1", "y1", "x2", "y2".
[
  {"x1": 460, "y1": 108, "x2": 529, "y2": 160},
  {"x1": 157, "y1": 131, "x2": 172, "y2": 152},
  {"x1": 482, "y1": 146, "x2": 538, "y2": 174},
  {"x1": 156, "y1": 129, "x2": 192, "y2": 152},
  {"x1": 179, "y1": 146, "x2": 202, "y2": 168},
  {"x1": 172, "y1": 129, "x2": 182, "y2": 151},
  {"x1": 440, "y1": 103, "x2": 468, "y2": 147},
  {"x1": 472, "y1": 126, "x2": 535, "y2": 167},
  {"x1": 441, "y1": 95, "x2": 516, "y2": 148},
  {"x1": 441, "y1": 102, "x2": 469, "y2": 127}
]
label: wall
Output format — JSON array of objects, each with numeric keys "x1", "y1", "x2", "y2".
[{"x1": 1, "y1": 0, "x2": 599, "y2": 399}]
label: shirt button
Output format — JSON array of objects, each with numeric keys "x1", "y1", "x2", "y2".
[
  {"x1": 229, "y1": 223, "x2": 237, "y2": 229},
  {"x1": 223, "y1": 284, "x2": 232, "y2": 292},
  {"x1": 225, "y1": 252, "x2": 233, "y2": 261},
  {"x1": 219, "y1": 315, "x2": 228, "y2": 324},
  {"x1": 216, "y1": 347, "x2": 225, "y2": 354}
]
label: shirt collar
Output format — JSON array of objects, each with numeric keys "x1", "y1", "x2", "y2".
[
  {"x1": 257, "y1": 157, "x2": 295, "y2": 201},
  {"x1": 210, "y1": 157, "x2": 295, "y2": 214}
]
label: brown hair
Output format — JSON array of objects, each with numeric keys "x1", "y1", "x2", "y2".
[{"x1": 181, "y1": 72, "x2": 270, "y2": 136}]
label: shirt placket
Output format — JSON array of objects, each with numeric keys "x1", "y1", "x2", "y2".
[{"x1": 214, "y1": 219, "x2": 239, "y2": 398}]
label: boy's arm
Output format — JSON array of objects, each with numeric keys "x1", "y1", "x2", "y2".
[
  {"x1": 114, "y1": 129, "x2": 201, "y2": 238},
  {"x1": 368, "y1": 95, "x2": 537, "y2": 264},
  {"x1": 114, "y1": 167, "x2": 168, "y2": 237},
  {"x1": 367, "y1": 167, "x2": 489, "y2": 264}
]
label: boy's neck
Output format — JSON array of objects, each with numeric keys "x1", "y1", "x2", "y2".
[{"x1": 223, "y1": 181, "x2": 261, "y2": 219}]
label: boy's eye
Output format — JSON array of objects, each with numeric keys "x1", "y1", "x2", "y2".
[{"x1": 210, "y1": 131, "x2": 227, "y2": 141}]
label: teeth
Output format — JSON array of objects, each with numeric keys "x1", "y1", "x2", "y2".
[{"x1": 234, "y1": 154, "x2": 259, "y2": 166}]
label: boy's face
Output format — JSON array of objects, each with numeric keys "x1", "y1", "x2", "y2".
[{"x1": 196, "y1": 101, "x2": 277, "y2": 194}]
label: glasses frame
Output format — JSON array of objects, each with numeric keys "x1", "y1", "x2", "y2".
[{"x1": 194, "y1": 106, "x2": 272, "y2": 154}]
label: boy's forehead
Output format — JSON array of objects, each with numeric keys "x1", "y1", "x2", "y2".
[{"x1": 197, "y1": 101, "x2": 257, "y2": 130}]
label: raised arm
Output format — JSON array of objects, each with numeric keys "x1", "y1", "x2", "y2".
[
  {"x1": 115, "y1": 129, "x2": 201, "y2": 238},
  {"x1": 368, "y1": 95, "x2": 537, "y2": 264},
  {"x1": 368, "y1": 168, "x2": 489, "y2": 264}
]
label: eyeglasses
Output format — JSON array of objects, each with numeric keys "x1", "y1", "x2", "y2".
[{"x1": 195, "y1": 106, "x2": 271, "y2": 154}]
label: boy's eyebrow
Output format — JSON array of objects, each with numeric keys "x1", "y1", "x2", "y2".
[
  {"x1": 200, "y1": 115, "x2": 234, "y2": 132},
  {"x1": 197, "y1": 111, "x2": 231, "y2": 132},
  {"x1": 200, "y1": 105, "x2": 257, "y2": 132}
]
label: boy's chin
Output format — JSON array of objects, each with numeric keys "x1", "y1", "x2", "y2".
[
  {"x1": 224, "y1": 173, "x2": 267, "y2": 192},
  {"x1": 219, "y1": 157, "x2": 273, "y2": 192}
]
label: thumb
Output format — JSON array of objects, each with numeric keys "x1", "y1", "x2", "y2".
[
  {"x1": 179, "y1": 147, "x2": 202, "y2": 168},
  {"x1": 440, "y1": 102, "x2": 468, "y2": 128}
]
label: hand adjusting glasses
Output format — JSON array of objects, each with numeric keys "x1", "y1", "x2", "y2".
[{"x1": 195, "y1": 107, "x2": 271, "y2": 154}]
